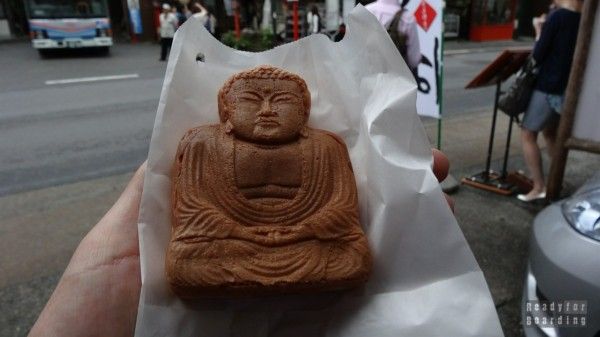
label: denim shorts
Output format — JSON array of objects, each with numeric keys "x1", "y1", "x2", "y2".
[{"x1": 521, "y1": 90, "x2": 560, "y2": 132}]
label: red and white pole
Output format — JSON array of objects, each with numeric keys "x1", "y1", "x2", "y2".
[{"x1": 233, "y1": 1, "x2": 241, "y2": 39}]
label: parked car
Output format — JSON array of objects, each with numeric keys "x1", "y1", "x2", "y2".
[{"x1": 522, "y1": 174, "x2": 600, "y2": 337}]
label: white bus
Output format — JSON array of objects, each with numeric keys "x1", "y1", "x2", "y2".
[{"x1": 25, "y1": 0, "x2": 113, "y2": 56}]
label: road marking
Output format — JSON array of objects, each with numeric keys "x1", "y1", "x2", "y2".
[{"x1": 45, "y1": 74, "x2": 139, "y2": 85}]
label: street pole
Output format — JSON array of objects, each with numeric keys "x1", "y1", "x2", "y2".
[
  {"x1": 292, "y1": 1, "x2": 299, "y2": 41},
  {"x1": 233, "y1": 1, "x2": 241, "y2": 38},
  {"x1": 438, "y1": 0, "x2": 459, "y2": 194},
  {"x1": 437, "y1": 1, "x2": 445, "y2": 151}
]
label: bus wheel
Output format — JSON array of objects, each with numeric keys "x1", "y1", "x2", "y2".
[
  {"x1": 99, "y1": 46, "x2": 110, "y2": 56},
  {"x1": 38, "y1": 49, "x2": 49, "y2": 58}
]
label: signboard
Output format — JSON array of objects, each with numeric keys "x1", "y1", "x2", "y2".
[
  {"x1": 223, "y1": 0, "x2": 233, "y2": 16},
  {"x1": 127, "y1": 0, "x2": 142, "y2": 34},
  {"x1": 405, "y1": 0, "x2": 443, "y2": 118}
]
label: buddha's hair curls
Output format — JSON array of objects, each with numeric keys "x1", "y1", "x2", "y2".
[{"x1": 218, "y1": 65, "x2": 311, "y2": 122}]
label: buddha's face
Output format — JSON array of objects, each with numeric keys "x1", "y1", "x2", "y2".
[{"x1": 225, "y1": 78, "x2": 307, "y2": 144}]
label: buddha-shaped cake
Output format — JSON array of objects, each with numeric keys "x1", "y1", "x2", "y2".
[{"x1": 166, "y1": 65, "x2": 372, "y2": 298}]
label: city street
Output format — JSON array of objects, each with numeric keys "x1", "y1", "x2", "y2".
[
  {"x1": 1, "y1": 40, "x2": 597, "y2": 337},
  {"x1": 0, "y1": 41, "x2": 510, "y2": 197},
  {"x1": 0, "y1": 43, "x2": 165, "y2": 196}
]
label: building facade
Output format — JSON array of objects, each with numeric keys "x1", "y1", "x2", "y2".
[{"x1": 1, "y1": 0, "x2": 552, "y2": 42}]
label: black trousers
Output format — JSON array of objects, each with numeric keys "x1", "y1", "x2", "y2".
[{"x1": 160, "y1": 37, "x2": 173, "y2": 61}]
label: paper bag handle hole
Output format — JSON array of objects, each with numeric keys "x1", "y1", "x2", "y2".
[{"x1": 196, "y1": 52, "x2": 205, "y2": 63}]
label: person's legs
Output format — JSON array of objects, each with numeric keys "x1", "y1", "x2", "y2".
[
  {"x1": 160, "y1": 38, "x2": 168, "y2": 61},
  {"x1": 542, "y1": 113, "x2": 559, "y2": 159},
  {"x1": 166, "y1": 38, "x2": 173, "y2": 58},
  {"x1": 518, "y1": 90, "x2": 554, "y2": 200},
  {"x1": 520, "y1": 129, "x2": 546, "y2": 195}
]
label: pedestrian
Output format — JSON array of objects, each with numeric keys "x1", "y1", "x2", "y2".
[
  {"x1": 333, "y1": 23, "x2": 346, "y2": 42},
  {"x1": 366, "y1": 0, "x2": 421, "y2": 78},
  {"x1": 517, "y1": 0, "x2": 583, "y2": 202},
  {"x1": 152, "y1": 0, "x2": 162, "y2": 42},
  {"x1": 532, "y1": 1, "x2": 558, "y2": 40},
  {"x1": 190, "y1": 2, "x2": 217, "y2": 35},
  {"x1": 159, "y1": 3, "x2": 178, "y2": 61},
  {"x1": 174, "y1": 2, "x2": 187, "y2": 27},
  {"x1": 307, "y1": 6, "x2": 322, "y2": 35},
  {"x1": 206, "y1": 5, "x2": 218, "y2": 35},
  {"x1": 190, "y1": 2, "x2": 209, "y2": 28}
]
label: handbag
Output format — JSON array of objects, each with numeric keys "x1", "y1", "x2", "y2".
[{"x1": 498, "y1": 56, "x2": 539, "y2": 118}]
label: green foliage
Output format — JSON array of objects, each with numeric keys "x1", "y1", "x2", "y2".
[
  {"x1": 221, "y1": 31, "x2": 251, "y2": 51},
  {"x1": 221, "y1": 29, "x2": 275, "y2": 52}
]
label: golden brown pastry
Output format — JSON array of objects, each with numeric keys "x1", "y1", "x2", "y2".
[{"x1": 166, "y1": 65, "x2": 372, "y2": 298}]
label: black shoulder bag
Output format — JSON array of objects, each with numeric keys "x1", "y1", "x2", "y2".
[{"x1": 498, "y1": 56, "x2": 539, "y2": 119}]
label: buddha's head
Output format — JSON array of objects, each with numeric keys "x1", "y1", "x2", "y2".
[{"x1": 218, "y1": 66, "x2": 311, "y2": 144}]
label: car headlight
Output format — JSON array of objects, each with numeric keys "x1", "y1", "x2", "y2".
[{"x1": 562, "y1": 188, "x2": 600, "y2": 241}]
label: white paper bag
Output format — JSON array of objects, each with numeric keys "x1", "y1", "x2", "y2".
[{"x1": 135, "y1": 5, "x2": 503, "y2": 337}]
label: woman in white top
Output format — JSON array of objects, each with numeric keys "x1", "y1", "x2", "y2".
[
  {"x1": 159, "y1": 3, "x2": 178, "y2": 61},
  {"x1": 307, "y1": 6, "x2": 321, "y2": 35}
]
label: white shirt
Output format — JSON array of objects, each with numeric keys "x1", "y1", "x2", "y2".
[
  {"x1": 159, "y1": 12, "x2": 178, "y2": 38},
  {"x1": 307, "y1": 11, "x2": 321, "y2": 34},
  {"x1": 310, "y1": 14, "x2": 320, "y2": 34},
  {"x1": 366, "y1": 1, "x2": 421, "y2": 71}
]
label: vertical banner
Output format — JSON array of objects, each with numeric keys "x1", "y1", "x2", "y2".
[
  {"x1": 404, "y1": 0, "x2": 443, "y2": 118},
  {"x1": 127, "y1": 0, "x2": 142, "y2": 34},
  {"x1": 223, "y1": 0, "x2": 233, "y2": 16},
  {"x1": 325, "y1": 0, "x2": 340, "y2": 31},
  {"x1": 261, "y1": 0, "x2": 272, "y2": 30}
]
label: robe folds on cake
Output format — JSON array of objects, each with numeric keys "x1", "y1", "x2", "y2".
[{"x1": 166, "y1": 125, "x2": 372, "y2": 297}]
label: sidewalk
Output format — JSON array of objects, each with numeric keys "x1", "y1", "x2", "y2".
[
  {"x1": 0, "y1": 36, "x2": 27, "y2": 44},
  {"x1": 423, "y1": 110, "x2": 522, "y2": 169},
  {"x1": 444, "y1": 38, "x2": 534, "y2": 55}
]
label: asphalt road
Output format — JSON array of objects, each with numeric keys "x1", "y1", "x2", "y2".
[
  {"x1": 0, "y1": 43, "x2": 163, "y2": 196},
  {"x1": 443, "y1": 49, "x2": 499, "y2": 116},
  {"x1": 0, "y1": 41, "x2": 516, "y2": 197}
]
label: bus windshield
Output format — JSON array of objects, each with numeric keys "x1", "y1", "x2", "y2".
[{"x1": 27, "y1": 0, "x2": 108, "y2": 19}]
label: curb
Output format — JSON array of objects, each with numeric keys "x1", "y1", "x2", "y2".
[{"x1": 445, "y1": 45, "x2": 532, "y2": 56}]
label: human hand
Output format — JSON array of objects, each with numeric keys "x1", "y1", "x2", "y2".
[
  {"x1": 432, "y1": 149, "x2": 454, "y2": 212},
  {"x1": 29, "y1": 163, "x2": 146, "y2": 337},
  {"x1": 29, "y1": 150, "x2": 452, "y2": 336}
]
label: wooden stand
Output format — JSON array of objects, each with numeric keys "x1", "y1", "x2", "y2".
[{"x1": 462, "y1": 49, "x2": 533, "y2": 195}]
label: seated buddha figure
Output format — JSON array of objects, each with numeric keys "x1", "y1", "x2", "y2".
[{"x1": 166, "y1": 65, "x2": 372, "y2": 298}]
